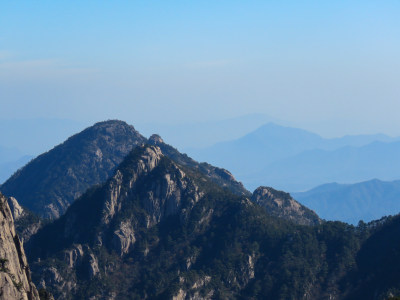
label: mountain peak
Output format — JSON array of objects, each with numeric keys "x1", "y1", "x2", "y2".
[
  {"x1": 148, "y1": 134, "x2": 164, "y2": 144},
  {"x1": 1, "y1": 120, "x2": 252, "y2": 219},
  {"x1": 93, "y1": 119, "x2": 131, "y2": 126},
  {"x1": 251, "y1": 186, "x2": 321, "y2": 225},
  {"x1": 1, "y1": 120, "x2": 147, "y2": 218}
]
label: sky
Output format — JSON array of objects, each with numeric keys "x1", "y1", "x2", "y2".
[{"x1": 1, "y1": 0, "x2": 400, "y2": 138}]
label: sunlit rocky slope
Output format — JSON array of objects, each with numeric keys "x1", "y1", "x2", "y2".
[{"x1": 0, "y1": 192, "x2": 40, "y2": 300}]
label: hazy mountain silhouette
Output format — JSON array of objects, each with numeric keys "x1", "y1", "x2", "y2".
[
  {"x1": 293, "y1": 179, "x2": 400, "y2": 224},
  {"x1": 188, "y1": 123, "x2": 400, "y2": 191},
  {"x1": 250, "y1": 141, "x2": 400, "y2": 192}
]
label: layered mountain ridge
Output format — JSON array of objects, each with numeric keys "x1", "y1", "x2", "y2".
[
  {"x1": 187, "y1": 122, "x2": 400, "y2": 192},
  {"x1": 293, "y1": 179, "x2": 400, "y2": 224},
  {"x1": 27, "y1": 144, "x2": 349, "y2": 299},
  {"x1": 2, "y1": 120, "x2": 400, "y2": 299},
  {"x1": 1, "y1": 120, "x2": 248, "y2": 219}
]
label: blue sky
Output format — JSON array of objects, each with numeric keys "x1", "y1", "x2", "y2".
[{"x1": 1, "y1": 1, "x2": 400, "y2": 137}]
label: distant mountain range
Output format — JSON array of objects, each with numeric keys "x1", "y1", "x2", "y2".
[
  {"x1": 0, "y1": 145, "x2": 27, "y2": 164},
  {"x1": 137, "y1": 113, "x2": 278, "y2": 150},
  {"x1": 293, "y1": 179, "x2": 400, "y2": 224},
  {"x1": 250, "y1": 140, "x2": 400, "y2": 191},
  {"x1": 187, "y1": 123, "x2": 400, "y2": 191}
]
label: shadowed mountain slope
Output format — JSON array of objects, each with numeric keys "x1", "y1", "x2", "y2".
[{"x1": 1, "y1": 120, "x2": 146, "y2": 219}]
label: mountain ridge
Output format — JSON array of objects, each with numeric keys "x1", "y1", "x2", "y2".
[
  {"x1": 187, "y1": 122, "x2": 400, "y2": 191},
  {"x1": 26, "y1": 144, "x2": 356, "y2": 299},
  {"x1": 293, "y1": 179, "x2": 400, "y2": 224},
  {"x1": 1, "y1": 120, "x2": 249, "y2": 219},
  {"x1": 1, "y1": 120, "x2": 147, "y2": 219}
]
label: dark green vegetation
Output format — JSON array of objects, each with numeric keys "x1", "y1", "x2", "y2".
[
  {"x1": 26, "y1": 143, "x2": 400, "y2": 300},
  {"x1": 293, "y1": 179, "x2": 400, "y2": 224},
  {"x1": 344, "y1": 215, "x2": 400, "y2": 299}
]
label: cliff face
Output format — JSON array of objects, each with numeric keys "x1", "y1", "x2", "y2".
[
  {"x1": 0, "y1": 193, "x2": 39, "y2": 300},
  {"x1": 251, "y1": 186, "x2": 321, "y2": 225}
]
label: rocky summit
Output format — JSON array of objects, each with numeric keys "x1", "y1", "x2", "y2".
[
  {"x1": 1, "y1": 120, "x2": 146, "y2": 219},
  {"x1": 251, "y1": 186, "x2": 321, "y2": 225},
  {"x1": 0, "y1": 192, "x2": 40, "y2": 300}
]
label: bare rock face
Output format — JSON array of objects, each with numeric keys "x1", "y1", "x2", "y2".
[
  {"x1": 251, "y1": 186, "x2": 321, "y2": 225},
  {"x1": 0, "y1": 193, "x2": 40, "y2": 300},
  {"x1": 88, "y1": 254, "x2": 100, "y2": 279},
  {"x1": 101, "y1": 146, "x2": 163, "y2": 226},
  {"x1": 148, "y1": 134, "x2": 164, "y2": 144},
  {"x1": 147, "y1": 134, "x2": 250, "y2": 197},
  {"x1": 173, "y1": 276, "x2": 213, "y2": 300},
  {"x1": 64, "y1": 244, "x2": 84, "y2": 268},
  {"x1": 98, "y1": 145, "x2": 203, "y2": 232},
  {"x1": 112, "y1": 221, "x2": 136, "y2": 256},
  {"x1": 6, "y1": 197, "x2": 42, "y2": 244},
  {"x1": 7, "y1": 197, "x2": 24, "y2": 221}
]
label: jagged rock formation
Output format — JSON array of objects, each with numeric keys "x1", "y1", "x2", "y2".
[
  {"x1": 0, "y1": 192, "x2": 40, "y2": 300},
  {"x1": 1, "y1": 121, "x2": 248, "y2": 219},
  {"x1": 251, "y1": 186, "x2": 321, "y2": 225},
  {"x1": 148, "y1": 134, "x2": 250, "y2": 197},
  {"x1": 8, "y1": 197, "x2": 24, "y2": 221},
  {"x1": 3, "y1": 197, "x2": 42, "y2": 244},
  {"x1": 28, "y1": 145, "x2": 209, "y2": 298},
  {"x1": 27, "y1": 144, "x2": 369, "y2": 300}
]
